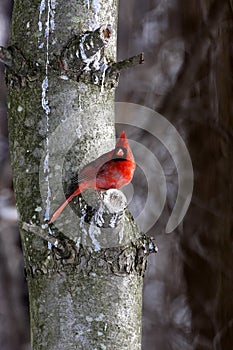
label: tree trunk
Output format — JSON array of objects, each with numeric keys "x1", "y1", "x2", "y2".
[{"x1": 6, "y1": 1, "x2": 150, "y2": 349}]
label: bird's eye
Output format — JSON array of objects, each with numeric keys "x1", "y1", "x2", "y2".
[{"x1": 115, "y1": 148, "x2": 124, "y2": 157}]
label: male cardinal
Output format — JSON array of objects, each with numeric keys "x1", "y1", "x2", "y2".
[{"x1": 48, "y1": 131, "x2": 136, "y2": 223}]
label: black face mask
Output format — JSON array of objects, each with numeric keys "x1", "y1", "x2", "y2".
[{"x1": 112, "y1": 146, "x2": 128, "y2": 160}]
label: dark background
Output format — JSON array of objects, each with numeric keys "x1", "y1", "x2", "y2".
[{"x1": 0, "y1": 1, "x2": 232, "y2": 349}]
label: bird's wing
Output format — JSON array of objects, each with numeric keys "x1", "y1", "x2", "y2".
[{"x1": 72, "y1": 151, "x2": 113, "y2": 184}]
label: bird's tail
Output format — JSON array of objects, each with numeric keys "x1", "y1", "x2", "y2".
[{"x1": 48, "y1": 187, "x2": 81, "y2": 224}]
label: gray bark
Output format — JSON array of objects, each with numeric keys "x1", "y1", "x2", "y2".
[{"x1": 6, "y1": 1, "x2": 152, "y2": 349}]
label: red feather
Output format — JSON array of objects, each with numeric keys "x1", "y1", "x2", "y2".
[{"x1": 48, "y1": 131, "x2": 136, "y2": 223}]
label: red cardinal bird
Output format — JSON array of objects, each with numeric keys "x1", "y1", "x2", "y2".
[{"x1": 48, "y1": 131, "x2": 136, "y2": 223}]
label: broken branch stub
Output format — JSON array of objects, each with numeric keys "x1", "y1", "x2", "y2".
[{"x1": 60, "y1": 25, "x2": 112, "y2": 73}]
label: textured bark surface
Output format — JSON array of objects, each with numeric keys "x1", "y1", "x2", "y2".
[
  {"x1": 29, "y1": 272, "x2": 143, "y2": 350},
  {"x1": 7, "y1": 1, "x2": 146, "y2": 349}
]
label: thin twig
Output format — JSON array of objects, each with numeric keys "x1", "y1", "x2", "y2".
[
  {"x1": 107, "y1": 52, "x2": 144, "y2": 76},
  {"x1": 22, "y1": 222, "x2": 59, "y2": 247},
  {"x1": 22, "y1": 222, "x2": 77, "y2": 260}
]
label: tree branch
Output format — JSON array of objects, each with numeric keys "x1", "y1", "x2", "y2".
[
  {"x1": 22, "y1": 222, "x2": 59, "y2": 245},
  {"x1": 108, "y1": 52, "x2": 144, "y2": 73}
]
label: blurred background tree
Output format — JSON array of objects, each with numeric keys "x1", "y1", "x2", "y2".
[{"x1": 0, "y1": 1, "x2": 232, "y2": 349}]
